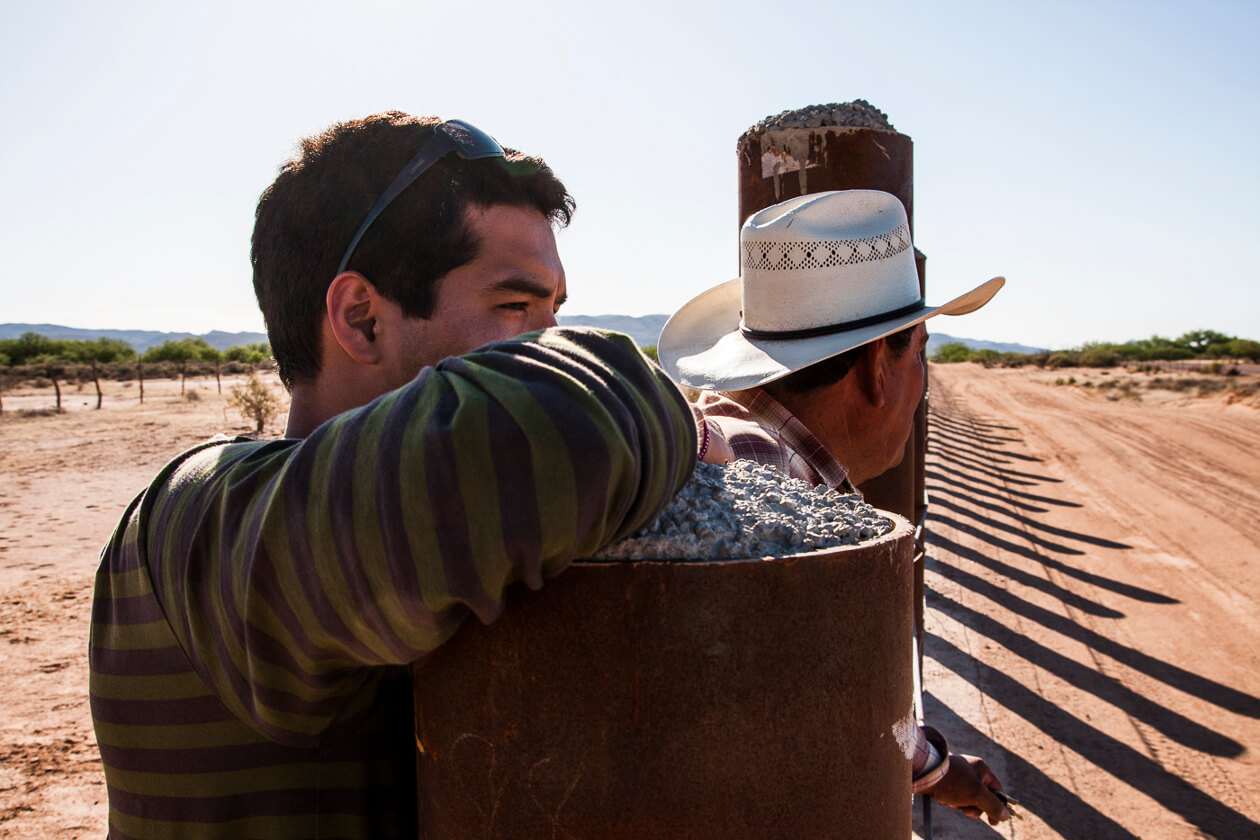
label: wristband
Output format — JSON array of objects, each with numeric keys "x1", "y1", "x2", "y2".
[{"x1": 697, "y1": 418, "x2": 711, "y2": 462}]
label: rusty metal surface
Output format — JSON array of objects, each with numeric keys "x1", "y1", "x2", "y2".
[
  {"x1": 736, "y1": 126, "x2": 914, "y2": 236},
  {"x1": 736, "y1": 111, "x2": 922, "y2": 527},
  {"x1": 413, "y1": 516, "x2": 914, "y2": 839}
]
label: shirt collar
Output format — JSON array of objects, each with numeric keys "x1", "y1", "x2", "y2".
[{"x1": 722, "y1": 388, "x2": 854, "y2": 492}]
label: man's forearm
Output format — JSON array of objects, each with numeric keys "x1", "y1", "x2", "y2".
[{"x1": 135, "y1": 328, "x2": 695, "y2": 740}]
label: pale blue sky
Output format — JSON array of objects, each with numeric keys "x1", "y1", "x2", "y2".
[{"x1": 1, "y1": 0, "x2": 1256, "y2": 349}]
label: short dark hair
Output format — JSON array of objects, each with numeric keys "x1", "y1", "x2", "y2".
[
  {"x1": 251, "y1": 112, "x2": 575, "y2": 389},
  {"x1": 765, "y1": 324, "x2": 919, "y2": 397}
]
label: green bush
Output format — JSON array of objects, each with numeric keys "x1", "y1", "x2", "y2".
[{"x1": 932, "y1": 342, "x2": 974, "y2": 363}]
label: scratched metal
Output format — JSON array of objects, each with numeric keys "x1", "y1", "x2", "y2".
[
  {"x1": 737, "y1": 102, "x2": 921, "y2": 531},
  {"x1": 412, "y1": 515, "x2": 914, "y2": 839}
]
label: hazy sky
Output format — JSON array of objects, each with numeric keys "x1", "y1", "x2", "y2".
[{"x1": 2, "y1": 0, "x2": 1256, "y2": 349}]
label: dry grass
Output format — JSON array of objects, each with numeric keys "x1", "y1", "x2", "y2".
[{"x1": 1040, "y1": 366, "x2": 1260, "y2": 407}]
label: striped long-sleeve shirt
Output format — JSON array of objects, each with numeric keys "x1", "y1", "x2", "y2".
[{"x1": 90, "y1": 328, "x2": 697, "y2": 839}]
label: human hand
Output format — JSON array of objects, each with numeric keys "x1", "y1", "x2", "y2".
[{"x1": 929, "y1": 753, "x2": 1012, "y2": 825}]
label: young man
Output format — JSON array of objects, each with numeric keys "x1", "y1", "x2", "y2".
[
  {"x1": 90, "y1": 113, "x2": 697, "y2": 839},
  {"x1": 659, "y1": 189, "x2": 1012, "y2": 825}
]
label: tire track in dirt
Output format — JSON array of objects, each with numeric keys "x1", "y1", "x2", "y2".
[{"x1": 920, "y1": 364, "x2": 1260, "y2": 839}]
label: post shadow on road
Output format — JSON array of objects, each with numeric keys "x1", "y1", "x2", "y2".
[
  {"x1": 924, "y1": 449, "x2": 1172, "y2": 603},
  {"x1": 918, "y1": 695, "x2": 1143, "y2": 840},
  {"x1": 927, "y1": 509, "x2": 1171, "y2": 605},
  {"x1": 931, "y1": 446, "x2": 1048, "y2": 486},
  {"x1": 924, "y1": 577, "x2": 1243, "y2": 756},
  {"x1": 926, "y1": 529, "x2": 1125, "y2": 618},
  {"x1": 927, "y1": 463, "x2": 1081, "y2": 508},
  {"x1": 927, "y1": 484, "x2": 1131, "y2": 549},
  {"x1": 928, "y1": 417, "x2": 1056, "y2": 471},
  {"x1": 928, "y1": 427, "x2": 1047, "y2": 465},
  {"x1": 924, "y1": 468, "x2": 1052, "y2": 513},
  {"x1": 928, "y1": 412, "x2": 1022, "y2": 445},
  {"x1": 931, "y1": 496, "x2": 1087, "y2": 554},
  {"x1": 926, "y1": 547, "x2": 1260, "y2": 718},
  {"x1": 926, "y1": 631, "x2": 1260, "y2": 839}
]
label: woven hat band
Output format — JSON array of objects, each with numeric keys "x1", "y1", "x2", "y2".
[{"x1": 740, "y1": 298, "x2": 926, "y2": 340}]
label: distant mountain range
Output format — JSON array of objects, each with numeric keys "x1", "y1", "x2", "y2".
[
  {"x1": 925, "y1": 332, "x2": 1047, "y2": 357},
  {"x1": 0, "y1": 323, "x2": 270, "y2": 353},
  {"x1": 0, "y1": 319, "x2": 1045, "y2": 356}
]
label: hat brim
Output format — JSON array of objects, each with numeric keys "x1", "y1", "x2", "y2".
[{"x1": 659, "y1": 276, "x2": 1005, "y2": 391}]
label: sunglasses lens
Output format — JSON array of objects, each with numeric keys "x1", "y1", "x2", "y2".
[{"x1": 441, "y1": 120, "x2": 504, "y2": 160}]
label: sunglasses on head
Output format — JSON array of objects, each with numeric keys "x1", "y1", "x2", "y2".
[{"x1": 336, "y1": 119, "x2": 505, "y2": 275}]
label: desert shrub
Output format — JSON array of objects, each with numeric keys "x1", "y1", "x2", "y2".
[
  {"x1": 223, "y1": 343, "x2": 272, "y2": 365},
  {"x1": 1226, "y1": 367, "x2": 1240, "y2": 377},
  {"x1": 227, "y1": 374, "x2": 282, "y2": 434},
  {"x1": 1229, "y1": 382, "x2": 1258, "y2": 398},
  {"x1": 1079, "y1": 343, "x2": 1120, "y2": 367},
  {"x1": 1045, "y1": 352, "x2": 1078, "y2": 369},
  {"x1": 185, "y1": 389, "x2": 200, "y2": 402},
  {"x1": 932, "y1": 342, "x2": 973, "y2": 363},
  {"x1": 1227, "y1": 339, "x2": 1260, "y2": 361},
  {"x1": 972, "y1": 348, "x2": 1000, "y2": 367}
]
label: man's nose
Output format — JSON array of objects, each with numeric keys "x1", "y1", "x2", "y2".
[{"x1": 532, "y1": 309, "x2": 559, "y2": 331}]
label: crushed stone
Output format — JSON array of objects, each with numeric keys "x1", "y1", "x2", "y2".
[
  {"x1": 592, "y1": 460, "x2": 893, "y2": 561},
  {"x1": 741, "y1": 100, "x2": 896, "y2": 140}
]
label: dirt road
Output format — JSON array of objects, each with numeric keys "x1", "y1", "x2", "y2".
[
  {"x1": 0, "y1": 365, "x2": 1257, "y2": 837},
  {"x1": 919, "y1": 364, "x2": 1260, "y2": 838}
]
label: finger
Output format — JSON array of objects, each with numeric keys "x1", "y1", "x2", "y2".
[
  {"x1": 963, "y1": 755, "x2": 1002, "y2": 790},
  {"x1": 971, "y1": 781, "x2": 1009, "y2": 824},
  {"x1": 989, "y1": 807, "x2": 1014, "y2": 825}
]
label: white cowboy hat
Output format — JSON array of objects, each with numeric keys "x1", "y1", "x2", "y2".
[{"x1": 659, "y1": 189, "x2": 1004, "y2": 391}]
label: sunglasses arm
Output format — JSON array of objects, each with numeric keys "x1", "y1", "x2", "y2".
[{"x1": 335, "y1": 132, "x2": 459, "y2": 275}]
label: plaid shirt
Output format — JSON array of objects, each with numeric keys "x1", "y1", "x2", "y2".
[
  {"x1": 695, "y1": 388, "x2": 856, "y2": 492},
  {"x1": 695, "y1": 387, "x2": 946, "y2": 788}
]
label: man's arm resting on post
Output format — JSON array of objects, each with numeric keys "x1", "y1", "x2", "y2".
[{"x1": 136, "y1": 327, "x2": 695, "y2": 745}]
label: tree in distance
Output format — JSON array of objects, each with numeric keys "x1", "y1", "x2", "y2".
[{"x1": 227, "y1": 373, "x2": 283, "y2": 435}]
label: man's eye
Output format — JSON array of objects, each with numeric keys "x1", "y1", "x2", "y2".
[{"x1": 500, "y1": 302, "x2": 530, "y2": 312}]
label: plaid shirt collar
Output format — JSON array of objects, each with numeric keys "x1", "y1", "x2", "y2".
[{"x1": 706, "y1": 388, "x2": 855, "y2": 493}]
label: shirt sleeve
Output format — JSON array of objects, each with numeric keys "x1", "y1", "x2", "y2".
[{"x1": 136, "y1": 328, "x2": 696, "y2": 744}]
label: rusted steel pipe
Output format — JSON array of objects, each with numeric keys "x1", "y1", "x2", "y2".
[
  {"x1": 413, "y1": 517, "x2": 915, "y2": 839},
  {"x1": 735, "y1": 101, "x2": 925, "y2": 525}
]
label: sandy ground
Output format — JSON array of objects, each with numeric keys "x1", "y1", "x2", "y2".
[
  {"x1": 0, "y1": 375, "x2": 284, "y2": 839},
  {"x1": 0, "y1": 364, "x2": 1257, "y2": 838},
  {"x1": 918, "y1": 364, "x2": 1260, "y2": 839}
]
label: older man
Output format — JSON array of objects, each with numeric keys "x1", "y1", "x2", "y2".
[{"x1": 660, "y1": 189, "x2": 1011, "y2": 825}]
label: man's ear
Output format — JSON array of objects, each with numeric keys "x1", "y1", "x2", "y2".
[
  {"x1": 325, "y1": 272, "x2": 383, "y2": 365},
  {"x1": 853, "y1": 339, "x2": 888, "y2": 409}
]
